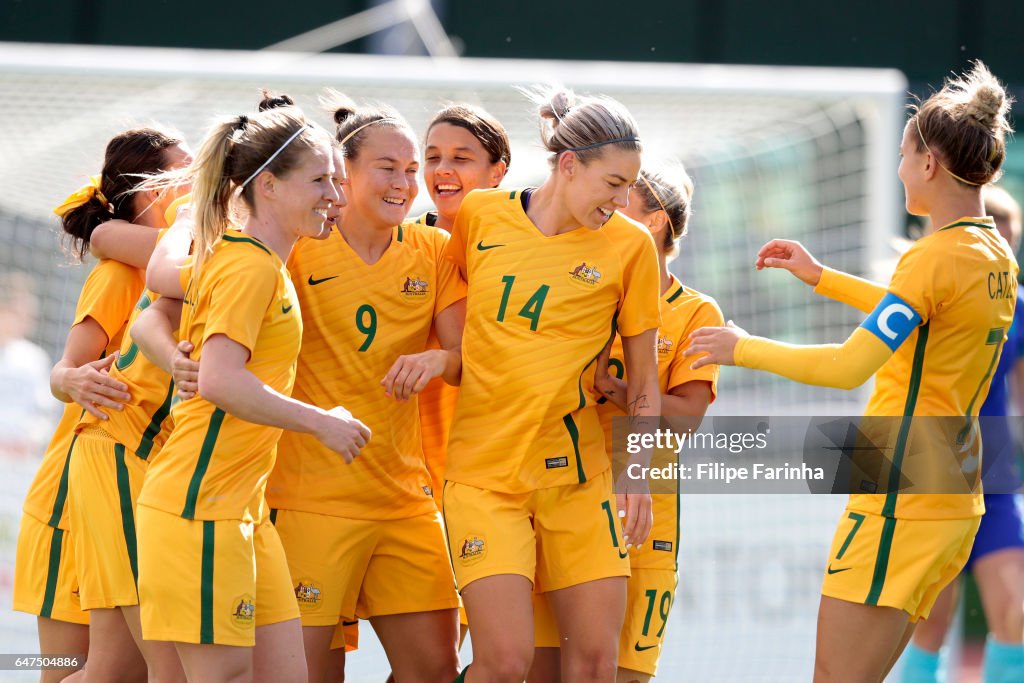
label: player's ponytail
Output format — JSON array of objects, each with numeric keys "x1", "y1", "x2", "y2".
[
  {"x1": 58, "y1": 127, "x2": 182, "y2": 261},
  {"x1": 520, "y1": 85, "x2": 641, "y2": 167},
  {"x1": 633, "y1": 164, "x2": 695, "y2": 254},
  {"x1": 187, "y1": 105, "x2": 328, "y2": 275},
  {"x1": 911, "y1": 60, "x2": 1013, "y2": 187}
]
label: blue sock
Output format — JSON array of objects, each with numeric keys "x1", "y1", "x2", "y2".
[
  {"x1": 901, "y1": 642, "x2": 942, "y2": 683},
  {"x1": 983, "y1": 637, "x2": 1024, "y2": 683}
]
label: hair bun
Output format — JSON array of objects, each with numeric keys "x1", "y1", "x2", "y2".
[
  {"x1": 258, "y1": 90, "x2": 295, "y2": 112},
  {"x1": 318, "y1": 88, "x2": 358, "y2": 126},
  {"x1": 537, "y1": 88, "x2": 576, "y2": 127},
  {"x1": 965, "y1": 82, "x2": 1005, "y2": 129}
]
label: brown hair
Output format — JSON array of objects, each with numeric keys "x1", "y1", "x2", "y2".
[
  {"x1": 521, "y1": 85, "x2": 641, "y2": 167},
  {"x1": 911, "y1": 60, "x2": 1014, "y2": 187},
  {"x1": 633, "y1": 165, "x2": 695, "y2": 254},
  {"x1": 321, "y1": 89, "x2": 414, "y2": 162},
  {"x1": 186, "y1": 104, "x2": 329, "y2": 273},
  {"x1": 426, "y1": 103, "x2": 511, "y2": 167},
  {"x1": 61, "y1": 127, "x2": 182, "y2": 260}
]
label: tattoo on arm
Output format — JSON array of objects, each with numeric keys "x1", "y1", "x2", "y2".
[{"x1": 628, "y1": 393, "x2": 651, "y2": 424}]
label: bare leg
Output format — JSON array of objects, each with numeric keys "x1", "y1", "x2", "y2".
[
  {"x1": 548, "y1": 577, "x2": 627, "y2": 683},
  {"x1": 814, "y1": 595, "x2": 910, "y2": 683},
  {"x1": 37, "y1": 618, "x2": 88, "y2": 683},
  {"x1": 462, "y1": 575, "x2": 535, "y2": 683},
  {"x1": 371, "y1": 609, "x2": 459, "y2": 682},
  {"x1": 253, "y1": 619, "x2": 306, "y2": 683}
]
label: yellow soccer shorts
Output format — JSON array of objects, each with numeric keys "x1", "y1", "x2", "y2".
[
  {"x1": 533, "y1": 568, "x2": 677, "y2": 676},
  {"x1": 273, "y1": 508, "x2": 458, "y2": 626},
  {"x1": 329, "y1": 620, "x2": 360, "y2": 652},
  {"x1": 821, "y1": 509, "x2": 980, "y2": 621},
  {"x1": 442, "y1": 468, "x2": 631, "y2": 593},
  {"x1": 68, "y1": 429, "x2": 147, "y2": 610},
  {"x1": 137, "y1": 505, "x2": 298, "y2": 646},
  {"x1": 13, "y1": 512, "x2": 88, "y2": 625}
]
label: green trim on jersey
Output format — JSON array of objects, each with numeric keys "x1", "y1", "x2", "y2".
[
  {"x1": 940, "y1": 221, "x2": 995, "y2": 231},
  {"x1": 882, "y1": 322, "x2": 929, "y2": 518},
  {"x1": 222, "y1": 234, "x2": 271, "y2": 255},
  {"x1": 562, "y1": 414, "x2": 585, "y2": 483},
  {"x1": 666, "y1": 284, "x2": 685, "y2": 303},
  {"x1": 47, "y1": 420, "x2": 82, "y2": 527},
  {"x1": 114, "y1": 443, "x2": 139, "y2": 586},
  {"x1": 508, "y1": 190, "x2": 518, "y2": 200},
  {"x1": 397, "y1": 224, "x2": 404, "y2": 242},
  {"x1": 182, "y1": 408, "x2": 226, "y2": 520},
  {"x1": 866, "y1": 516, "x2": 897, "y2": 605},
  {"x1": 136, "y1": 381, "x2": 175, "y2": 460}
]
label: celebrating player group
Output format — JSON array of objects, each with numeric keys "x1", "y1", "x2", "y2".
[{"x1": 12, "y1": 59, "x2": 1023, "y2": 683}]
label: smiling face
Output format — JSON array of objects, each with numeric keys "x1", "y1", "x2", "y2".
[
  {"x1": 269, "y1": 140, "x2": 339, "y2": 239},
  {"x1": 325, "y1": 147, "x2": 348, "y2": 229},
  {"x1": 560, "y1": 145, "x2": 641, "y2": 230},
  {"x1": 424, "y1": 122, "x2": 505, "y2": 222},
  {"x1": 344, "y1": 126, "x2": 419, "y2": 230}
]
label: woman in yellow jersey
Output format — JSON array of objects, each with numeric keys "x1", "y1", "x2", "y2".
[
  {"x1": 261, "y1": 94, "x2": 464, "y2": 683},
  {"x1": 687, "y1": 61, "x2": 1016, "y2": 682},
  {"x1": 530, "y1": 166, "x2": 723, "y2": 683},
  {"x1": 418, "y1": 104, "x2": 511, "y2": 507},
  {"x1": 135, "y1": 104, "x2": 365, "y2": 683},
  {"x1": 443, "y1": 87, "x2": 662, "y2": 683},
  {"x1": 13, "y1": 127, "x2": 188, "y2": 683}
]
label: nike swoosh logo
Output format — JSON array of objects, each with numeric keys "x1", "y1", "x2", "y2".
[
  {"x1": 476, "y1": 241, "x2": 504, "y2": 251},
  {"x1": 282, "y1": 304, "x2": 293, "y2": 314},
  {"x1": 634, "y1": 642, "x2": 657, "y2": 652},
  {"x1": 308, "y1": 274, "x2": 339, "y2": 286},
  {"x1": 826, "y1": 564, "x2": 851, "y2": 575}
]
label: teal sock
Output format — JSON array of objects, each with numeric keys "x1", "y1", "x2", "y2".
[
  {"x1": 452, "y1": 664, "x2": 470, "y2": 683},
  {"x1": 983, "y1": 637, "x2": 1024, "y2": 683},
  {"x1": 901, "y1": 642, "x2": 942, "y2": 683}
]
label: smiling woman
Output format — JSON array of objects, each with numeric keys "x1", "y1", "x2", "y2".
[{"x1": 441, "y1": 86, "x2": 662, "y2": 683}]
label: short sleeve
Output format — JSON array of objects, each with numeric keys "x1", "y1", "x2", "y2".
[
  {"x1": 667, "y1": 300, "x2": 725, "y2": 401},
  {"x1": 431, "y1": 229, "x2": 467, "y2": 316},
  {"x1": 616, "y1": 230, "x2": 662, "y2": 337},
  {"x1": 444, "y1": 191, "x2": 475, "y2": 274},
  {"x1": 201, "y1": 251, "x2": 277, "y2": 357},
  {"x1": 886, "y1": 239, "x2": 953, "y2": 323},
  {"x1": 73, "y1": 260, "x2": 143, "y2": 341}
]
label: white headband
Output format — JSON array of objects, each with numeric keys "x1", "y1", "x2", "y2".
[{"x1": 240, "y1": 124, "x2": 310, "y2": 189}]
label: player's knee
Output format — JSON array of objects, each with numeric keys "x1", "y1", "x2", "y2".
[
  {"x1": 990, "y1": 601, "x2": 1024, "y2": 643},
  {"x1": 473, "y1": 646, "x2": 534, "y2": 683},
  {"x1": 563, "y1": 646, "x2": 618, "y2": 681}
]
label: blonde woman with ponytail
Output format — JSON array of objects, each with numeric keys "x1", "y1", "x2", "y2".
[
  {"x1": 442, "y1": 86, "x2": 662, "y2": 683},
  {"x1": 687, "y1": 61, "x2": 1017, "y2": 682},
  {"x1": 531, "y1": 165, "x2": 724, "y2": 683},
  {"x1": 134, "y1": 103, "x2": 367, "y2": 683}
]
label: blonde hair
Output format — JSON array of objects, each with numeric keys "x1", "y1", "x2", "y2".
[
  {"x1": 520, "y1": 85, "x2": 641, "y2": 167},
  {"x1": 985, "y1": 185, "x2": 1022, "y2": 248},
  {"x1": 185, "y1": 106, "x2": 328, "y2": 274},
  {"x1": 633, "y1": 164, "x2": 695, "y2": 254},
  {"x1": 911, "y1": 60, "x2": 1014, "y2": 187}
]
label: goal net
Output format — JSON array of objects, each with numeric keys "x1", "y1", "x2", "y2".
[{"x1": 0, "y1": 42, "x2": 906, "y2": 681}]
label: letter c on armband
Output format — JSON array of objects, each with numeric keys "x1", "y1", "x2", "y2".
[{"x1": 860, "y1": 292, "x2": 922, "y2": 352}]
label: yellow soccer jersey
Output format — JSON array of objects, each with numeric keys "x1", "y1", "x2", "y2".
[
  {"x1": 444, "y1": 188, "x2": 661, "y2": 493},
  {"x1": 851, "y1": 218, "x2": 1017, "y2": 520},
  {"x1": 411, "y1": 211, "x2": 461, "y2": 500},
  {"x1": 78, "y1": 231, "x2": 186, "y2": 460},
  {"x1": 138, "y1": 229, "x2": 301, "y2": 524},
  {"x1": 22, "y1": 259, "x2": 145, "y2": 529},
  {"x1": 267, "y1": 222, "x2": 466, "y2": 520},
  {"x1": 598, "y1": 276, "x2": 723, "y2": 570}
]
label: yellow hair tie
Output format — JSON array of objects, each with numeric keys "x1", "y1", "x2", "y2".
[{"x1": 53, "y1": 175, "x2": 108, "y2": 218}]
